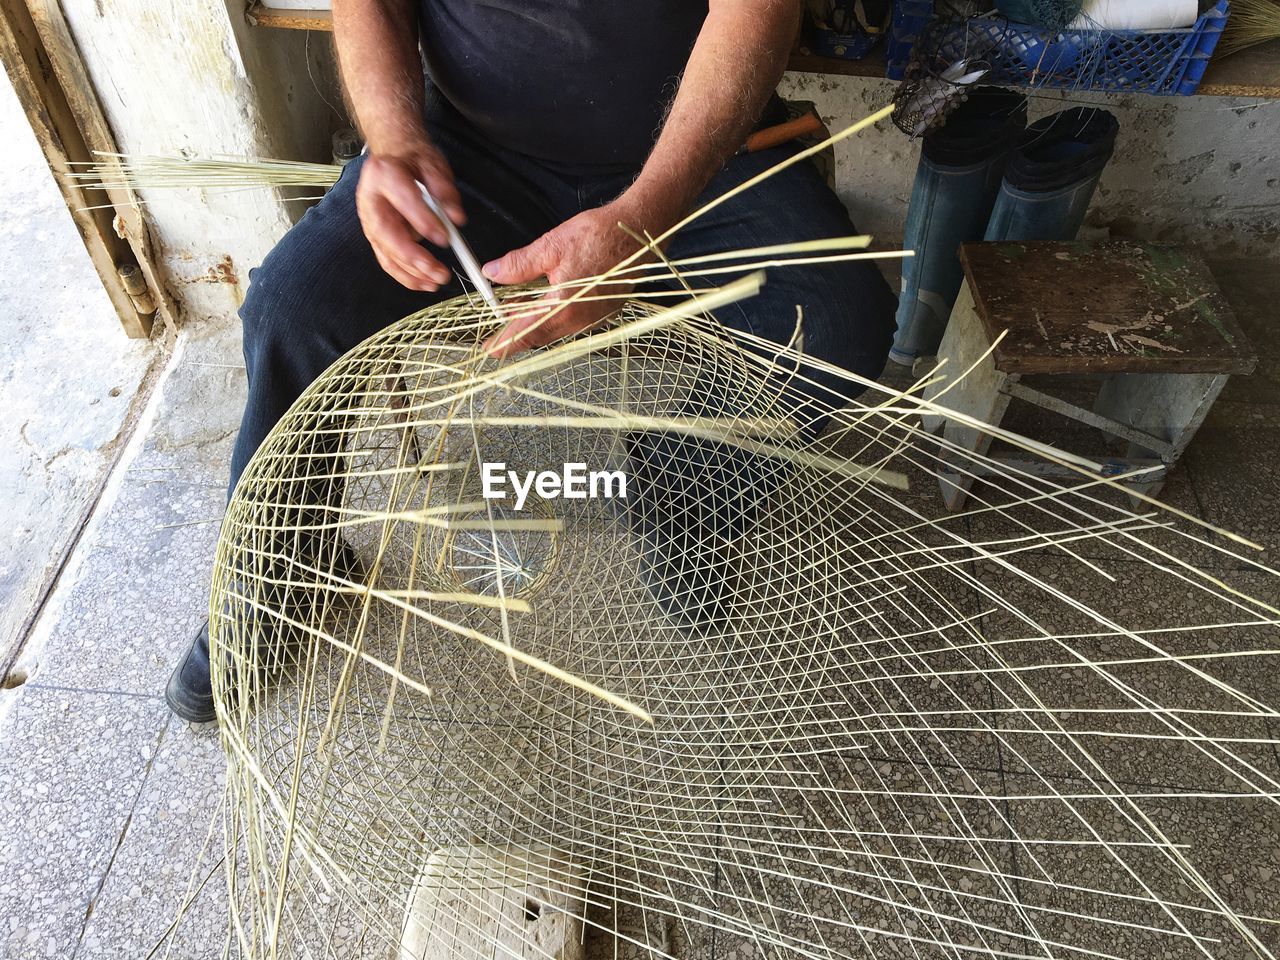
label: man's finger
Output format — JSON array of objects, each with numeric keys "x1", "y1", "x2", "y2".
[
  {"x1": 374, "y1": 233, "x2": 455, "y2": 291},
  {"x1": 359, "y1": 155, "x2": 447, "y2": 244},
  {"x1": 368, "y1": 233, "x2": 448, "y2": 291},
  {"x1": 483, "y1": 312, "x2": 551, "y2": 358},
  {"x1": 482, "y1": 238, "x2": 555, "y2": 285},
  {"x1": 371, "y1": 244, "x2": 439, "y2": 292},
  {"x1": 417, "y1": 157, "x2": 466, "y2": 225},
  {"x1": 381, "y1": 173, "x2": 450, "y2": 247},
  {"x1": 365, "y1": 197, "x2": 452, "y2": 285}
]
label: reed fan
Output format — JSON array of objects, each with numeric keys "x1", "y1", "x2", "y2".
[{"x1": 166, "y1": 106, "x2": 1280, "y2": 960}]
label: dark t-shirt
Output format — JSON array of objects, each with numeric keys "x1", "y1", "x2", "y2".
[{"x1": 419, "y1": 1, "x2": 708, "y2": 171}]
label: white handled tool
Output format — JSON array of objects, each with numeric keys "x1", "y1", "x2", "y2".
[{"x1": 416, "y1": 180, "x2": 500, "y2": 312}]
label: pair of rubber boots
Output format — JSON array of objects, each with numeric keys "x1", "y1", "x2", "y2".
[{"x1": 889, "y1": 91, "x2": 1121, "y2": 368}]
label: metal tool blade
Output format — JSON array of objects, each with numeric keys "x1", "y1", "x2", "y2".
[{"x1": 416, "y1": 180, "x2": 500, "y2": 312}]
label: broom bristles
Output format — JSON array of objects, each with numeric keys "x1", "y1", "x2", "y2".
[
  {"x1": 1219, "y1": 0, "x2": 1280, "y2": 56},
  {"x1": 63, "y1": 152, "x2": 344, "y2": 194}
]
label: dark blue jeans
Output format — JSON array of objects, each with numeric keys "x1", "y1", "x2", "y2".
[{"x1": 230, "y1": 104, "x2": 896, "y2": 629}]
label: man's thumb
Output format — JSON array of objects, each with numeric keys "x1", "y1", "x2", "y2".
[{"x1": 483, "y1": 240, "x2": 550, "y2": 285}]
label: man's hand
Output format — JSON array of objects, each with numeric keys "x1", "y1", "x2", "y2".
[
  {"x1": 477, "y1": 0, "x2": 797, "y2": 358},
  {"x1": 480, "y1": 202, "x2": 650, "y2": 358},
  {"x1": 355, "y1": 137, "x2": 467, "y2": 292}
]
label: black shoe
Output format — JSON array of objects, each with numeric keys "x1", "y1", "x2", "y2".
[
  {"x1": 164, "y1": 540, "x2": 365, "y2": 723},
  {"x1": 165, "y1": 621, "x2": 216, "y2": 723}
]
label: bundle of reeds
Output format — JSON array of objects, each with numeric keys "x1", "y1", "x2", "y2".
[
  {"x1": 1220, "y1": 0, "x2": 1280, "y2": 56},
  {"x1": 64, "y1": 152, "x2": 342, "y2": 198}
]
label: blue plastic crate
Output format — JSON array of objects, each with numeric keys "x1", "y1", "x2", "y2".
[
  {"x1": 885, "y1": 0, "x2": 1230, "y2": 95},
  {"x1": 805, "y1": 1, "x2": 889, "y2": 60},
  {"x1": 810, "y1": 24, "x2": 882, "y2": 59}
]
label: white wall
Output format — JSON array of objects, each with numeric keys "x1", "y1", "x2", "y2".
[{"x1": 779, "y1": 73, "x2": 1280, "y2": 259}]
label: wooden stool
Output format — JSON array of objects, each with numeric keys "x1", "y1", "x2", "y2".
[{"x1": 921, "y1": 241, "x2": 1256, "y2": 511}]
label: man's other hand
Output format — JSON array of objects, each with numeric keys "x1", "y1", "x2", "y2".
[
  {"x1": 480, "y1": 203, "x2": 650, "y2": 359},
  {"x1": 355, "y1": 138, "x2": 466, "y2": 291}
]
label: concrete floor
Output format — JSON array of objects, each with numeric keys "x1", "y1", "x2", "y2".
[
  {"x1": 0, "y1": 312, "x2": 242, "y2": 959},
  {"x1": 0, "y1": 249, "x2": 1276, "y2": 955},
  {"x1": 0, "y1": 72, "x2": 157, "y2": 676}
]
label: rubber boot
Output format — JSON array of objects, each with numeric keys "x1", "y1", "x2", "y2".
[
  {"x1": 890, "y1": 88, "x2": 1028, "y2": 367},
  {"x1": 984, "y1": 107, "x2": 1120, "y2": 242}
]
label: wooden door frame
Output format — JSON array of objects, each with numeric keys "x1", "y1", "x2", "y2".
[{"x1": 0, "y1": 0, "x2": 176, "y2": 338}]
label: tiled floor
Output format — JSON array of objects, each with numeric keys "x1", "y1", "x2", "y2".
[
  {"x1": 0, "y1": 319, "x2": 239, "y2": 960},
  {"x1": 0, "y1": 261, "x2": 1277, "y2": 959},
  {"x1": 0, "y1": 67, "x2": 156, "y2": 672}
]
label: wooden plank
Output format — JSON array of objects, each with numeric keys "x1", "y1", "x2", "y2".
[
  {"x1": 1002, "y1": 381, "x2": 1174, "y2": 457},
  {"x1": 4, "y1": 0, "x2": 181, "y2": 338},
  {"x1": 958, "y1": 240, "x2": 1257, "y2": 377},
  {"x1": 923, "y1": 284, "x2": 1017, "y2": 512},
  {"x1": 1094, "y1": 371, "x2": 1229, "y2": 461},
  {"x1": 1198, "y1": 40, "x2": 1280, "y2": 98},
  {"x1": 961, "y1": 455, "x2": 1168, "y2": 482},
  {"x1": 0, "y1": 0, "x2": 156, "y2": 337},
  {"x1": 245, "y1": 2, "x2": 331, "y2": 30},
  {"x1": 29, "y1": 0, "x2": 181, "y2": 335},
  {"x1": 787, "y1": 49, "x2": 887, "y2": 81}
]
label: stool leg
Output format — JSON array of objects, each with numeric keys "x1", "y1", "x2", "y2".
[
  {"x1": 1093, "y1": 372, "x2": 1229, "y2": 500},
  {"x1": 922, "y1": 285, "x2": 1016, "y2": 511}
]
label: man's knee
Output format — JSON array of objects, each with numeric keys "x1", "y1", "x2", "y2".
[
  {"x1": 747, "y1": 263, "x2": 895, "y2": 371},
  {"x1": 238, "y1": 215, "x2": 371, "y2": 375},
  {"x1": 239, "y1": 159, "x2": 392, "y2": 370},
  {"x1": 239, "y1": 266, "x2": 290, "y2": 360},
  {"x1": 238, "y1": 257, "x2": 331, "y2": 364}
]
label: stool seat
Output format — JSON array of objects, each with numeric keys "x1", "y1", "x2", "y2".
[
  {"x1": 960, "y1": 240, "x2": 1256, "y2": 376},
  {"x1": 921, "y1": 241, "x2": 1257, "y2": 511}
]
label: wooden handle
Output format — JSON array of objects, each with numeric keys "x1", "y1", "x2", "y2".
[{"x1": 743, "y1": 112, "x2": 824, "y2": 153}]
